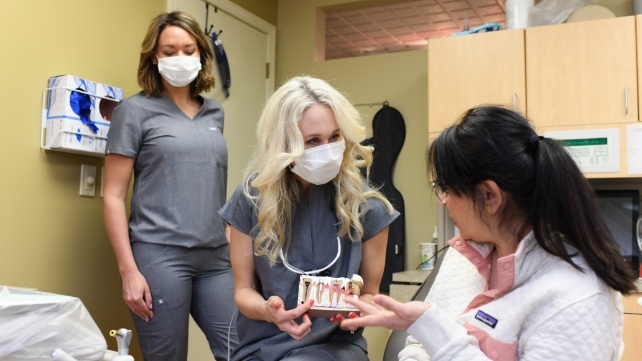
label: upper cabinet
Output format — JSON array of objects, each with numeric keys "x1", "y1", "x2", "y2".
[
  {"x1": 427, "y1": 16, "x2": 642, "y2": 178},
  {"x1": 427, "y1": 29, "x2": 526, "y2": 135},
  {"x1": 638, "y1": 15, "x2": 642, "y2": 115},
  {"x1": 526, "y1": 16, "x2": 638, "y2": 127}
]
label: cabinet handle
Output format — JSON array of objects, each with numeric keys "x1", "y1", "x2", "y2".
[
  {"x1": 625, "y1": 85, "x2": 629, "y2": 115},
  {"x1": 512, "y1": 93, "x2": 517, "y2": 111}
]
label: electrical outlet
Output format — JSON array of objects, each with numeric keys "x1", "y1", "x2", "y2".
[{"x1": 79, "y1": 164, "x2": 97, "y2": 197}]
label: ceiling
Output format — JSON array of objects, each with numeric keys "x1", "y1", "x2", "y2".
[{"x1": 325, "y1": 0, "x2": 512, "y2": 60}]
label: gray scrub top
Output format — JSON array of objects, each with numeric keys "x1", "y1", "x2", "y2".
[
  {"x1": 219, "y1": 180, "x2": 399, "y2": 360},
  {"x1": 106, "y1": 92, "x2": 229, "y2": 248}
]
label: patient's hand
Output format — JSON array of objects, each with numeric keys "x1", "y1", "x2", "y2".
[{"x1": 342, "y1": 294, "x2": 431, "y2": 332}]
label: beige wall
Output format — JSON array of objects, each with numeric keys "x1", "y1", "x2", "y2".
[
  {"x1": 277, "y1": 0, "x2": 438, "y2": 273},
  {"x1": 229, "y1": 0, "x2": 278, "y2": 25},
  {"x1": 0, "y1": 1, "x2": 166, "y2": 358}
]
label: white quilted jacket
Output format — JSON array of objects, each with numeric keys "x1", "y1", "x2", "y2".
[{"x1": 401, "y1": 232, "x2": 624, "y2": 361}]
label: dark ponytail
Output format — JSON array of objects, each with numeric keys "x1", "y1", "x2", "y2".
[
  {"x1": 428, "y1": 105, "x2": 636, "y2": 294},
  {"x1": 530, "y1": 134, "x2": 636, "y2": 294}
]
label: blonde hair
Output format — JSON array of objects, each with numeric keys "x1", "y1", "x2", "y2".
[
  {"x1": 138, "y1": 11, "x2": 216, "y2": 97},
  {"x1": 244, "y1": 76, "x2": 394, "y2": 265}
]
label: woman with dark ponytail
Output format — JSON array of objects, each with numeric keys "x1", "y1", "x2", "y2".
[{"x1": 342, "y1": 105, "x2": 637, "y2": 360}]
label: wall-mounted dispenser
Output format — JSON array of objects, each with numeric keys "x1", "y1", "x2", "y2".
[{"x1": 41, "y1": 75, "x2": 124, "y2": 157}]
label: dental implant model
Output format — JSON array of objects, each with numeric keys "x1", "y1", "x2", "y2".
[
  {"x1": 350, "y1": 274, "x2": 363, "y2": 299},
  {"x1": 300, "y1": 277, "x2": 312, "y2": 304},
  {"x1": 296, "y1": 274, "x2": 361, "y2": 317}
]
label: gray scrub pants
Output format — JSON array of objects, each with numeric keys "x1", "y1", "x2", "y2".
[
  {"x1": 280, "y1": 341, "x2": 369, "y2": 361},
  {"x1": 131, "y1": 242, "x2": 239, "y2": 361}
]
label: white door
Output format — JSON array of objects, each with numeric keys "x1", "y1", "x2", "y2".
[
  {"x1": 165, "y1": 0, "x2": 275, "y2": 359},
  {"x1": 167, "y1": 0, "x2": 275, "y2": 197}
]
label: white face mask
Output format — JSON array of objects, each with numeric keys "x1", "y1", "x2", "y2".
[
  {"x1": 291, "y1": 140, "x2": 346, "y2": 185},
  {"x1": 157, "y1": 55, "x2": 202, "y2": 87}
]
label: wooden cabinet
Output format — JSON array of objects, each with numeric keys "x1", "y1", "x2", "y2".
[
  {"x1": 427, "y1": 29, "x2": 526, "y2": 135},
  {"x1": 428, "y1": 16, "x2": 639, "y2": 134},
  {"x1": 637, "y1": 15, "x2": 642, "y2": 121},
  {"x1": 527, "y1": 16, "x2": 640, "y2": 178},
  {"x1": 526, "y1": 16, "x2": 638, "y2": 128},
  {"x1": 622, "y1": 293, "x2": 642, "y2": 361},
  {"x1": 427, "y1": 16, "x2": 642, "y2": 178}
]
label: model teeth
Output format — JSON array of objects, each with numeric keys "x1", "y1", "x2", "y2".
[{"x1": 297, "y1": 275, "x2": 362, "y2": 309}]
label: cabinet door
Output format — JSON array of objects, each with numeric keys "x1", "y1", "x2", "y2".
[
  {"x1": 526, "y1": 16, "x2": 638, "y2": 127},
  {"x1": 622, "y1": 314, "x2": 642, "y2": 361},
  {"x1": 637, "y1": 15, "x2": 642, "y2": 118},
  {"x1": 623, "y1": 292, "x2": 642, "y2": 314},
  {"x1": 428, "y1": 29, "x2": 526, "y2": 135},
  {"x1": 622, "y1": 293, "x2": 642, "y2": 361}
]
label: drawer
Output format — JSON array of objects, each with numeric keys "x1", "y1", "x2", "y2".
[
  {"x1": 623, "y1": 293, "x2": 642, "y2": 315},
  {"x1": 622, "y1": 313, "x2": 642, "y2": 361}
]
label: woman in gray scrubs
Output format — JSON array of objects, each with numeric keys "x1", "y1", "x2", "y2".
[
  {"x1": 103, "y1": 11, "x2": 238, "y2": 361},
  {"x1": 220, "y1": 76, "x2": 399, "y2": 361}
]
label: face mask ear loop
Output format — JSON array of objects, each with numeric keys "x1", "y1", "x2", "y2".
[{"x1": 279, "y1": 237, "x2": 341, "y2": 275}]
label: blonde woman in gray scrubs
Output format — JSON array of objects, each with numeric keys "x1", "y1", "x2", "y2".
[{"x1": 220, "y1": 76, "x2": 399, "y2": 361}]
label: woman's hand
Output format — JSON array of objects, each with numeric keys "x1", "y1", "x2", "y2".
[
  {"x1": 121, "y1": 270, "x2": 154, "y2": 322},
  {"x1": 230, "y1": 228, "x2": 314, "y2": 340},
  {"x1": 341, "y1": 294, "x2": 430, "y2": 332},
  {"x1": 329, "y1": 311, "x2": 361, "y2": 333},
  {"x1": 265, "y1": 296, "x2": 314, "y2": 340}
]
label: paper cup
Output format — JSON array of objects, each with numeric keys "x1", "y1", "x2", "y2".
[{"x1": 420, "y1": 242, "x2": 437, "y2": 269}]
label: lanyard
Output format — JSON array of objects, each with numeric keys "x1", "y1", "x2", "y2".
[{"x1": 279, "y1": 237, "x2": 341, "y2": 275}]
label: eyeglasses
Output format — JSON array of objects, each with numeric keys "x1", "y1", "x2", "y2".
[{"x1": 431, "y1": 181, "x2": 448, "y2": 205}]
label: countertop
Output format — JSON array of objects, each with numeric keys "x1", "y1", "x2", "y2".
[{"x1": 392, "y1": 269, "x2": 432, "y2": 284}]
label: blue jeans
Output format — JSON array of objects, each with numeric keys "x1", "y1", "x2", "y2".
[{"x1": 131, "y1": 242, "x2": 239, "y2": 361}]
